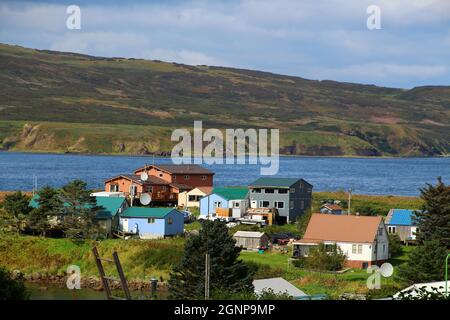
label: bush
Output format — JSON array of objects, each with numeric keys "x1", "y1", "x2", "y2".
[
  {"x1": 0, "y1": 267, "x2": 29, "y2": 300},
  {"x1": 304, "y1": 244, "x2": 347, "y2": 271},
  {"x1": 388, "y1": 234, "x2": 403, "y2": 257}
]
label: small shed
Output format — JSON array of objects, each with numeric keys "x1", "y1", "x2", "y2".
[
  {"x1": 320, "y1": 203, "x2": 343, "y2": 215},
  {"x1": 233, "y1": 231, "x2": 268, "y2": 251},
  {"x1": 253, "y1": 277, "x2": 308, "y2": 299},
  {"x1": 119, "y1": 207, "x2": 184, "y2": 239}
]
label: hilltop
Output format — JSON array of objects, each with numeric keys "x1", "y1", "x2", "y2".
[{"x1": 0, "y1": 43, "x2": 449, "y2": 156}]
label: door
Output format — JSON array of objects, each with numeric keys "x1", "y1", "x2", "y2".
[{"x1": 250, "y1": 200, "x2": 257, "y2": 208}]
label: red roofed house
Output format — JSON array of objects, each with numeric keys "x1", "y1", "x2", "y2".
[{"x1": 293, "y1": 213, "x2": 389, "y2": 268}]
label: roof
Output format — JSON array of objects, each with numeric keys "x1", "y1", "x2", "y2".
[
  {"x1": 393, "y1": 281, "x2": 448, "y2": 299},
  {"x1": 249, "y1": 177, "x2": 311, "y2": 188},
  {"x1": 120, "y1": 207, "x2": 180, "y2": 219},
  {"x1": 105, "y1": 174, "x2": 169, "y2": 185},
  {"x1": 30, "y1": 195, "x2": 126, "y2": 220},
  {"x1": 169, "y1": 183, "x2": 193, "y2": 191},
  {"x1": 95, "y1": 197, "x2": 127, "y2": 219},
  {"x1": 298, "y1": 213, "x2": 383, "y2": 243},
  {"x1": 253, "y1": 277, "x2": 308, "y2": 298},
  {"x1": 233, "y1": 231, "x2": 266, "y2": 238},
  {"x1": 195, "y1": 186, "x2": 213, "y2": 194},
  {"x1": 212, "y1": 187, "x2": 248, "y2": 200},
  {"x1": 321, "y1": 204, "x2": 343, "y2": 211},
  {"x1": 386, "y1": 209, "x2": 417, "y2": 226},
  {"x1": 134, "y1": 164, "x2": 214, "y2": 175}
]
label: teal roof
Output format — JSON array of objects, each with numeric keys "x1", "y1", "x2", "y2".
[
  {"x1": 30, "y1": 195, "x2": 126, "y2": 220},
  {"x1": 120, "y1": 207, "x2": 178, "y2": 219},
  {"x1": 249, "y1": 177, "x2": 301, "y2": 188},
  {"x1": 212, "y1": 187, "x2": 248, "y2": 200}
]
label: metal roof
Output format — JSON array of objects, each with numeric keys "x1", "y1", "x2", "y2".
[
  {"x1": 120, "y1": 207, "x2": 180, "y2": 219},
  {"x1": 249, "y1": 177, "x2": 310, "y2": 188},
  {"x1": 387, "y1": 209, "x2": 417, "y2": 226},
  {"x1": 253, "y1": 277, "x2": 308, "y2": 298},
  {"x1": 233, "y1": 231, "x2": 265, "y2": 238},
  {"x1": 212, "y1": 187, "x2": 248, "y2": 200}
]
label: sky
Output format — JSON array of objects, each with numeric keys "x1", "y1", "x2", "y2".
[{"x1": 0, "y1": 0, "x2": 449, "y2": 88}]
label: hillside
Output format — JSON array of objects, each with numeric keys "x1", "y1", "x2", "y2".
[{"x1": 0, "y1": 43, "x2": 449, "y2": 156}]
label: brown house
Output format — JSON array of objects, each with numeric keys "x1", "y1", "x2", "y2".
[
  {"x1": 134, "y1": 164, "x2": 214, "y2": 189},
  {"x1": 104, "y1": 174, "x2": 190, "y2": 206}
]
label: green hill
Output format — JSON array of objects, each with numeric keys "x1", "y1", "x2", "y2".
[{"x1": 0, "y1": 43, "x2": 449, "y2": 156}]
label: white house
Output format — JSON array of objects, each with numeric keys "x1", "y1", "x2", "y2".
[
  {"x1": 293, "y1": 214, "x2": 389, "y2": 269},
  {"x1": 178, "y1": 186, "x2": 212, "y2": 208}
]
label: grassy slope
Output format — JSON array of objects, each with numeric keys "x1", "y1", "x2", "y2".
[{"x1": 0, "y1": 43, "x2": 449, "y2": 156}]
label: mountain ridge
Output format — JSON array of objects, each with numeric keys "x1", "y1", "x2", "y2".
[{"x1": 0, "y1": 43, "x2": 449, "y2": 156}]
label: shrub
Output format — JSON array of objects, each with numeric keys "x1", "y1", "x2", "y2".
[
  {"x1": 305, "y1": 244, "x2": 347, "y2": 271},
  {"x1": 0, "y1": 267, "x2": 29, "y2": 300},
  {"x1": 388, "y1": 234, "x2": 403, "y2": 257}
]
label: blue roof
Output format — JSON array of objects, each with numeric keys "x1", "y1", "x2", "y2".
[{"x1": 388, "y1": 209, "x2": 418, "y2": 226}]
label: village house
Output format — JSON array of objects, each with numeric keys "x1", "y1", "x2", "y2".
[
  {"x1": 248, "y1": 177, "x2": 313, "y2": 223},
  {"x1": 320, "y1": 203, "x2": 343, "y2": 215},
  {"x1": 385, "y1": 209, "x2": 419, "y2": 243},
  {"x1": 104, "y1": 174, "x2": 190, "y2": 206},
  {"x1": 178, "y1": 186, "x2": 213, "y2": 208},
  {"x1": 293, "y1": 214, "x2": 390, "y2": 269},
  {"x1": 134, "y1": 164, "x2": 214, "y2": 189},
  {"x1": 119, "y1": 207, "x2": 184, "y2": 239},
  {"x1": 199, "y1": 187, "x2": 248, "y2": 218},
  {"x1": 233, "y1": 231, "x2": 269, "y2": 251}
]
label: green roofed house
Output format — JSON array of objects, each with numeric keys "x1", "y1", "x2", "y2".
[
  {"x1": 119, "y1": 207, "x2": 184, "y2": 239},
  {"x1": 248, "y1": 177, "x2": 313, "y2": 223},
  {"x1": 199, "y1": 187, "x2": 249, "y2": 218},
  {"x1": 29, "y1": 195, "x2": 129, "y2": 237}
]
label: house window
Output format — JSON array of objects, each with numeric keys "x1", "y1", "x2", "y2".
[
  {"x1": 162, "y1": 186, "x2": 167, "y2": 191},
  {"x1": 233, "y1": 202, "x2": 240, "y2": 208},
  {"x1": 145, "y1": 186, "x2": 153, "y2": 193},
  {"x1": 184, "y1": 175, "x2": 190, "y2": 180},
  {"x1": 188, "y1": 195, "x2": 197, "y2": 202},
  {"x1": 388, "y1": 226, "x2": 397, "y2": 233},
  {"x1": 352, "y1": 244, "x2": 362, "y2": 254},
  {"x1": 265, "y1": 188, "x2": 275, "y2": 194},
  {"x1": 274, "y1": 201, "x2": 284, "y2": 209},
  {"x1": 148, "y1": 218, "x2": 155, "y2": 224},
  {"x1": 352, "y1": 244, "x2": 357, "y2": 254},
  {"x1": 173, "y1": 175, "x2": 177, "y2": 180},
  {"x1": 213, "y1": 201, "x2": 222, "y2": 209},
  {"x1": 201, "y1": 175, "x2": 207, "y2": 180},
  {"x1": 289, "y1": 188, "x2": 295, "y2": 193},
  {"x1": 358, "y1": 244, "x2": 363, "y2": 254},
  {"x1": 378, "y1": 228, "x2": 383, "y2": 236},
  {"x1": 278, "y1": 189, "x2": 288, "y2": 194},
  {"x1": 168, "y1": 218, "x2": 173, "y2": 224},
  {"x1": 383, "y1": 244, "x2": 386, "y2": 253},
  {"x1": 129, "y1": 185, "x2": 138, "y2": 196},
  {"x1": 253, "y1": 188, "x2": 261, "y2": 193},
  {"x1": 300, "y1": 200, "x2": 305, "y2": 209},
  {"x1": 259, "y1": 201, "x2": 270, "y2": 208},
  {"x1": 110, "y1": 184, "x2": 119, "y2": 192},
  {"x1": 290, "y1": 201, "x2": 294, "y2": 209}
]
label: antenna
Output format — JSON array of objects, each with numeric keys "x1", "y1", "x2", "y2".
[{"x1": 139, "y1": 193, "x2": 151, "y2": 206}]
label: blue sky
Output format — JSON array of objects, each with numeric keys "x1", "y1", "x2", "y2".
[{"x1": 1, "y1": 0, "x2": 449, "y2": 88}]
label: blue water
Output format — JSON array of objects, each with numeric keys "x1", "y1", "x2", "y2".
[{"x1": 0, "y1": 152, "x2": 449, "y2": 196}]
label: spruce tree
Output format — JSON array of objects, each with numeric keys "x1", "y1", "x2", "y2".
[
  {"x1": 413, "y1": 177, "x2": 450, "y2": 246},
  {"x1": 1, "y1": 191, "x2": 31, "y2": 233},
  {"x1": 168, "y1": 220, "x2": 254, "y2": 299},
  {"x1": 29, "y1": 186, "x2": 62, "y2": 236}
]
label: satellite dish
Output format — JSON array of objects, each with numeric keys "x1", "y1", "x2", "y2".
[
  {"x1": 140, "y1": 172, "x2": 148, "y2": 181},
  {"x1": 140, "y1": 193, "x2": 152, "y2": 205}
]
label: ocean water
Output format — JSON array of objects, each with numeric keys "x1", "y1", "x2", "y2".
[{"x1": 0, "y1": 152, "x2": 449, "y2": 196}]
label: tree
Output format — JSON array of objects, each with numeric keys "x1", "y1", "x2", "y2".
[
  {"x1": 0, "y1": 267, "x2": 29, "y2": 300},
  {"x1": 168, "y1": 220, "x2": 254, "y2": 299},
  {"x1": 388, "y1": 233, "x2": 403, "y2": 257},
  {"x1": 413, "y1": 177, "x2": 450, "y2": 247},
  {"x1": 0, "y1": 191, "x2": 32, "y2": 233},
  {"x1": 28, "y1": 186, "x2": 63, "y2": 236},
  {"x1": 59, "y1": 180, "x2": 101, "y2": 239},
  {"x1": 397, "y1": 240, "x2": 447, "y2": 283},
  {"x1": 305, "y1": 243, "x2": 347, "y2": 271}
]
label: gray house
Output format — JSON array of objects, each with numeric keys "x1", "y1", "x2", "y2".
[{"x1": 248, "y1": 177, "x2": 313, "y2": 223}]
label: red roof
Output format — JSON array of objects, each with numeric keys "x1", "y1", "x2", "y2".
[{"x1": 134, "y1": 164, "x2": 214, "y2": 175}]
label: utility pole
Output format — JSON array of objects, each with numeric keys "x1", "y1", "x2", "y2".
[
  {"x1": 348, "y1": 188, "x2": 352, "y2": 215},
  {"x1": 205, "y1": 253, "x2": 210, "y2": 300}
]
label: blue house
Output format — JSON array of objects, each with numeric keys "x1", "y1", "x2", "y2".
[
  {"x1": 385, "y1": 209, "x2": 419, "y2": 242},
  {"x1": 119, "y1": 207, "x2": 184, "y2": 239},
  {"x1": 199, "y1": 187, "x2": 249, "y2": 218}
]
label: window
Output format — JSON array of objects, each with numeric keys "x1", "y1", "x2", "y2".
[
  {"x1": 253, "y1": 188, "x2": 261, "y2": 193},
  {"x1": 233, "y1": 202, "x2": 240, "y2": 208},
  {"x1": 388, "y1": 226, "x2": 397, "y2": 233},
  {"x1": 352, "y1": 244, "x2": 357, "y2": 254},
  {"x1": 352, "y1": 244, "x2": 363, "y2": 254},
  {"x1": 148, "y1": 218, "x2": 155, "y2": 224},
  {"x1": 300, "y1": 200, "x2": 305, "y2": 209},
  {"x1": 378, "y1": 228, "x2": 383, "y2": 236},
  {"x1": 358, "y1": 245, "x2": 363, "y2": 254},
  {"x1": 188, "y1": 195, "x2": 197, "y2": 202},
  {"x1": 173, "y1": 175, "x2": 177, "y2": 180},
  {"x1": 289, "y1": 188, "x2": 295, "y2": 193},
  {"x1": 274, "y1": 201, "x2": 284, "y2": 209},
  {"x1": 265, "y1": 188, "x2": 275, "y2": 194},
  {"x1": 184, "y1": 175, "x2": 190, "y2": 180},
  {"x1": 278, "y1": 189, "x2": 288, "y2": 194},
  {"x1": 213, "y1": 201, "x2": 222, "y2": 208},
  {"x1": 383, "y1": 244, "x2": 386, "y2": 253},
  {"x1": 162, "y1": 186, "x2": 167, "y2": 191},
  {"x1": 290, "y1": 201, "x2": 294, "y2": 209},
  {"x1": 168, "y1": 218, "x2": 173, "y2": 224},
  {"x1": 259, "y1": 201, "x2": 270, "y2": 208},
  {"x1": 110, "y1": 184, "x2": 119, "y2": 192},
  {"x1": 129, "y1": 185, "x2": 138, "y2": 196},
  {"x1": 145, "y1": 186, "x2": 153, "y2": 193},
  {"x1": 201, "y1": 175, "x2": 207, "y2": 180}
]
